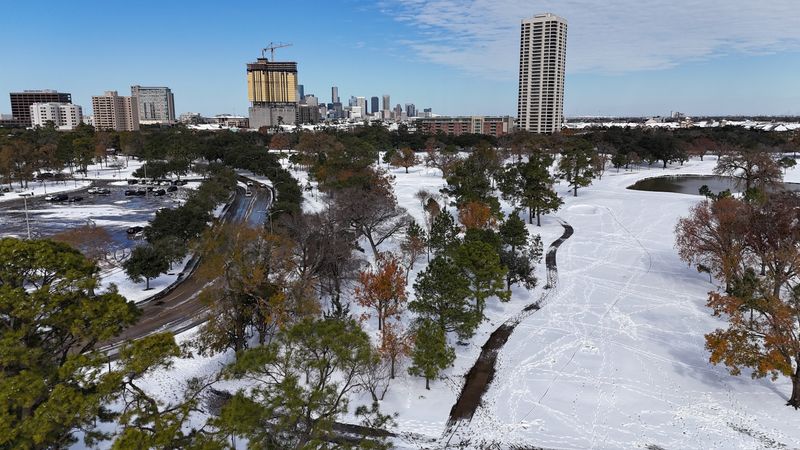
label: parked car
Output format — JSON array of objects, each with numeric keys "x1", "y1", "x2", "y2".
[
  {"x1": 153, "y1": 189, "x2": 166, "y2": 196},
  {"x1": 68, "y1": 196, "x2": 83, "y2": 203},
  {"x1": 46, "y1": 194, "x2": 68, "y2": 202},
  {"x1": 124, "y1": 189, "x2": 137, "y2": 196},
  {"x1": 95, "y1": 188, "x2": 111, "y2": 195},
  {"x1": 126, "y1": 226, "x2": 144, "y2": 235},
  {"x1": 166, "y1": 185, "x2": 178, "y2": 192},
  {"x1": 247, "y1": 181, "x2": 254, "y2": 187},
  {"x1": 127, "y1": 179, "x2": 138, "y2": 185},
  {"x1": 135, "y1": 189, "x2": 147, "y2": 196},
  {"x1": 245, "y1": 190, "x2": 253, "y2": 197},
  {"x1": 87, "y1": 187, "x2": 100, "y2": 194}
]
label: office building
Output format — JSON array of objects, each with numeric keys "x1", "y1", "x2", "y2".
[
  {"x1": 304, "y1": 94, "x2": 319, "y2": 107},
  {"x1": 247, "y1": 54, "x2": 298, "y2": 129},
  {"x1": 418, "y1": 116, "x2": 515, "y2": 137},
  {"x1": 517, "y1": 13, "x2": 567, "y2": 133},
  {"x1": 179, "y1": 112, "x2": 203, "y2": 124},
  {"x1": 350, "y1": 106, "x2": 363, "y2": 119},
  {"x1": 298, "y1": 104, "x2": 321, "y2": 124},
  {"x1": 297, "y1": 84, "x2": 305, "y2": 101},
  {"x1": 29, "y1": 103, "x2": 83, "y2": 130},
  {"x1": 356, "y1": 97, "x2": 366, "y2": 116},
  {"x1": 91, "y1": 91, "x2": 139, "y2": 131},
  {"x1": 382, "y1": 95, "x2": 390, "y2": 113},
  {"x1": 10, "y1": 90, "x2": 72, "y2": 127},
  {"x1": 331, "y1": 86, "x2": 339, "y2": 104},
  {"x1": 405, "y1": 103, "x2": 416, "y2": 118},
  {"x1": 371, "y1": 96, "x2": 379, "y2": 116},
  {"x1": 393, "y1": 104, "x2": 403, "y2": 120},
  {"x1": 131, "y1": 86, "x2": 175, "y2": 125}
]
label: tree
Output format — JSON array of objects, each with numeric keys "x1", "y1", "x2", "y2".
[
  {"x1": 51, "y1": 224, "x2": 114, "y2": 263},
  {"x1": 713, "y1": 146, "x2": 782, "y2": 192},
  {"x1": 778, "y1": 156, "x2": 797, "y2": 174},
  {"x1": 124, "y1": 244, "x2": 169, "y2": 290},
  {"x1": 355, "y1": 253, "x2": 407, "y2": 331},
  {"x1": 0, "y1": 237, "x2": 139, "y2": 449},
  {"x1": 400, "y1": 220, "x2": 426, "y2": 283},
  {"x1": 378, "y1": 321, "x2": 412, "y2": 379},
  {"x1": 558, "y1": 139, "x2": 594, "y2": 197},
  {"x1": 389, "y1": 147, "x2": 419, "y2": 173},
  {"x1": 428, "y1": 210, "x2": 460, "y2": 256},
  {"x1": 411, "y1": 256, "x2": 478, "y2": 339},
  {"x1": 269, "y1": 133, "x2": 291, "y2": 151},
  {"x1": 335, "y1": 186, "x2": 411, "y2": 259},
  {"x1": 675, "y1": 196, "x2": 750, "y2": 285},
  {"x1": 458, "y1": 200, "x2": 495, "y2": 230},
  {"x1": 442, "y1": 151, "x2": 499, "y2": 212},
  {"x1": 408, "y1": 319, "x2": 455, "y2": 390},
  {"x1": 453, "y1": 240, "x2": 510, "y2": 316},
  {"x1": 217, "y1": 318, "x2": 377, "y2": 448},
  {"x1": 498, "y1": 153, "x2": 563, "y2": 226},
  {"x1": 499, "y1": 213, "x2": 543, "y2": 290}
]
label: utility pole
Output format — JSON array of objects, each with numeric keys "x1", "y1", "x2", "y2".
[{"x1": 20, "y1": 192, "x2": 32, "y2": 239}]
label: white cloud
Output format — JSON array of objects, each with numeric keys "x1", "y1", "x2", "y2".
[{"x1": 382, "y1": 0, "x2": 800, "y2": 79}]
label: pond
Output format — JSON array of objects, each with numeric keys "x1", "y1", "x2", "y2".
[{"x1": 627, "y1": 175, "x2": 800, "y2": 196}]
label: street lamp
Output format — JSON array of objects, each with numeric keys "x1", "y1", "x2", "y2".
[
  {"x1": 19, "y1": 192, "x2": 33, "y2": 240},
  {"x1": 267, "y1": 208, "x2": 285, "y2": 234}
]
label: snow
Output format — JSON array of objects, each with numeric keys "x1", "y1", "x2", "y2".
[
  {"x1": 74, "y1": 154, "x2": 800, "y2": 449},
  {"x1": 0, "y1": 180, "x2": 91, "y2": 203},
  {"x1": 100, "y1": 254, "x2": 195, "y2": 304}
]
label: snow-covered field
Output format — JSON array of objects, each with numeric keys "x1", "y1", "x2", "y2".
[{"x1": 76, "y1": 155, "x2": 800, "y2": 449}]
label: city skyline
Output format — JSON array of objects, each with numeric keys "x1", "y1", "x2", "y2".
[{"x1": 2, "y1": 1, "x2": 800, "y2": 117}]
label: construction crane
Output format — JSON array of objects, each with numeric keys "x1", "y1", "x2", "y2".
[{"x1": 261, "y1": 42, "x2": 292, "y2": 61}]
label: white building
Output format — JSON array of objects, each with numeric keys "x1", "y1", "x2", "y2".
[
  {"x1": 517, "y1": 13, "x2": 567, "y2": 133},
  {"x1": 131, "y1": 85, "x2": 175, "y2": 125},
  {"x1": 350, "y1": 106, "x2": 363, "y2": 119},
  {"x1": 29, "y1": 102, "x2": 83, "y2": 130}
]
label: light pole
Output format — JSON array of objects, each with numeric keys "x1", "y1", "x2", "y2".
[
  {"x1": 267, "y1": 208, "x2": 285, "y2": 234},
  {"x1": 19, "y1": 192, "x2": 33, "y2": 239}
]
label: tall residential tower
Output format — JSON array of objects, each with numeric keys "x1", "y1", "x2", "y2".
[
  {"x1": 131, "y1": 86, "x2": 175, "y2": 125},
  {"x1": 517, "y1": 13, "x2": 567, "y2": 133}
]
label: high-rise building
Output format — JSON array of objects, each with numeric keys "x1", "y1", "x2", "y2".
[
  {"x1": 304, "y1": 94, "x2": 319, "y2": 107},
  {"x1": 297, "y1": 84, "x2": 305, "y2": 101},
  {"x1": 356, "y1": 97, "x2": 366, "y2": 115},
  {"x1": 517, "y1": 13, "x2": 567, "y2": 134},
  {"x1": 10, "y1": 90, "x2": 72, "y2": 127},
  {"x1": 92, "y1": 91, "x2": 139, "y2": 131},
  {"x1": 331, "y1": 86, "x2": 339, "y2": 104},
  {"x1": 370, "y1": 96, "x2": 379, "y2": 116},
  {"x1": 131, "y1": 86, "x2": 175, "y2": 125},
  {"x1": 29, "y1": 103, "x2": 83, "y2": 130},
  {"x1": 247, "y1": 54, "x2": 298, "y2": 129},
  {"x1": 393, "y1": 104, "x2": 403, "y2": 120},
  {"x1": 382, "y1": 95, "x2": 390, "y2": 113},
  {"x1": 405, "y1": 103, "x2": 416, "y2": 118}
]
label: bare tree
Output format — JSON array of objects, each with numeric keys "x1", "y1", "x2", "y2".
[
  {"x1": 713, "y1": 146, "x2": 782, "y2": 191},
  {"x1": 334, "y1": 187, "x2": 411, "y2": 259}
]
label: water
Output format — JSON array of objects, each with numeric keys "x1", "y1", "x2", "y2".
[{"x1": 627, "y1": 175, "x2": 800, "y2": 196}]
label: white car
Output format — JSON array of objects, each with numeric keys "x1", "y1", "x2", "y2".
[
  {"x1": 247, "y1": 181, "x2": 254, "y2": 187},
  {"x1": 87, "y1": 187, "x2": 99, "y2": 194}
]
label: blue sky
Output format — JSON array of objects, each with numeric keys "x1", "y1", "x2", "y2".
[{"x1": 2, "y1": 0, "x2": 799, "y2": 117}]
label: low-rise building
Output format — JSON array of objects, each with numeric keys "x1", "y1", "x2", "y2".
[
  {"x1": 417, "y1": 116, "x2": 515, "y2": 137},
  {"x1": 29, "y1": 102, "x2": 83, "y2": 130}
]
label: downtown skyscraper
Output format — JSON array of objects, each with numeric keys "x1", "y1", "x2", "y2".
[{"x1": 517, "y1": 13, "x2": 567, "y2": 133}]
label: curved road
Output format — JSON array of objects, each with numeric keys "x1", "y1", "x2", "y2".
[
  {"x1": 446, "y1": 221, "x2": 574, "y2": 429},
  {"x1": 99, "y1": 182, "x2": 271, "y2": 355}
]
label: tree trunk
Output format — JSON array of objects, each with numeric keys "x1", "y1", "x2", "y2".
[
  {"x1": 425, "y1": 377, "x2": 430, "y2": 390},
  {"x1": 145, "y1": 277, "x2": 150, "y2": 290},
  {"x1": 788, "y1": 363, "x2": 800, "y2": 409},
  {"x1": 537, "y1": 208, "x2": 542, "y2": 227},
  {"x1": 390, "y1": 358, "x2": 396, "y2": 379},
  {"x1": 573, "y1": 185, "x2": 578, "y2": 197},
  {"x1": 528, "y1": 207, "x2": 533, "y2": 225},
  {"x1": 405, "y1": 167, "x2": 409, "y2": 174}
]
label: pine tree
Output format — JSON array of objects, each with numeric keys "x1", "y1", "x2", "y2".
[
  {"x1": 428, "y1": 210, "x2": 460, "y2": 255},
  {"x1": 558, "y1": 139, "x2": 594, "y2": 197},
  {"x1": 124, "y1": 243, "x2": 169, "y2": 290},
  {"x1": 411, "y1": 256, "x2": 478, "y2": 339},
  {"x1": 453, "y1": 240, "x2": 510, "y2": 316},
  {"x1": 408, "y1": 319, "x2": 455, "y2": 390},
  {"x1": 499, "y1": 153, "x2": 562, "y2": 225}
]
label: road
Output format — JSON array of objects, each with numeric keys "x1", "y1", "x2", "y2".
[{"x1": 99, "y1": 182, "x2": 271, "y2": 355}]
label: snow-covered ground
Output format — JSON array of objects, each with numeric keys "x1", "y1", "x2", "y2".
[
  {"x1": 76, "y1": 155, "x2": 800, "y2": 449},
  {"x1": 100, "y1": 254, "x2": 195, "y2": 304},
  {"x1": 0, "y1": 180, "x2": 91, "y2": 203}
]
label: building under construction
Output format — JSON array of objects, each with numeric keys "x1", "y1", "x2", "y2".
[{"x1": 247, "y1": 44, "x2": 298, "y2": 129}]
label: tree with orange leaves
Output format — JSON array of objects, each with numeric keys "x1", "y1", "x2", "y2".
[
  {"x1": 355, "y1": 253, "x2": 407, "y2": 331},
  {"x1": 390, "y1": 147, "x2": 420, "y2": 173},
  {"x1": 458, "y1": 201, "x2": 495, "y2": 230},
  {"x1": 379, "y1": 321, "x2": 413, "y2": 379}
]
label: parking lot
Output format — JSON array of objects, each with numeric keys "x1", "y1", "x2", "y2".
[{"x1": 0, "y1": 180, "x2": 191, "y2": 252}]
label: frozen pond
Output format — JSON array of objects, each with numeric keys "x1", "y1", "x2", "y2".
[{"x1": 627, "y1": 175, "x2": 800, "y2": 195}]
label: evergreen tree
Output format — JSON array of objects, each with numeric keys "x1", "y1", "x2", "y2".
[
  {"x1": 408, "y1": 319, "x2": 455, "y2": 390},
  {"x1": 558, "y1": 139, "x2": 594, "y2": 197},
  {"x1": 499, "y1": 153, "x2": 563, "y2": 225},
  {"x1": 124, "y1": 244, "x2": 169, "y2": 290},
  {"x1": 453, "y1": 240, "x2": 510, "y2": 316},
  {"x1": 0, "y1": 238, "x2": 139, "y2": 448},
  {"x1": 411, "y1": 256, "x2": 479, "y2": 340},
  {"x1": 428, "y1": 210, "x2": 460, "y2": 255}
]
